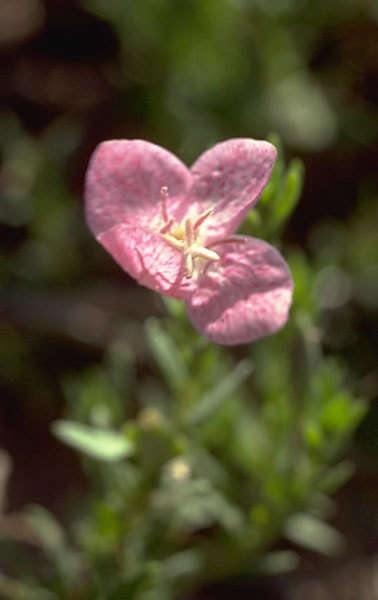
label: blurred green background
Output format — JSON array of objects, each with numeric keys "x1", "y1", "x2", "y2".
[{"x1": 0, "y1": 0, "x2": 377, "y2": 598}]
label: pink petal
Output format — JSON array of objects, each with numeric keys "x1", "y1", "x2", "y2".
[
  {"x1": 185, "y1": 235, "x2": 293, "y2": 345},
  {"x1": 85, "y1": 140, "x2": 192, "y2": 237},
  {"x1": 188, "y1": 139, "x2": 277, "y2": 243},
  {"x1": 98, "y1": 224, "x2": 195, "y2": 300}
]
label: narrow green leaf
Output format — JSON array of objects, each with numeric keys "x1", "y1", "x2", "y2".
[
  {"x1": 261, "y1": 133, "x2": 284, "y2": 206},
  {"x1": 26, "y1": 505, "x2": 66, "y2": 552},
  {"x1": 188, "y1": 359, "x2": 253, "y2": 426},
  {"x1": 271, "y1": 158, "x2": 304, "y2": 230},
  {"x1": 52, "y1": 420, "x2": 134, "y2": 461},
  {"x1": 161, "y1": 296, "x2": 186, "y2": 320},
  {"x1": 321, "y1": 393, "x2": 366, "y2": 434},
  {"x1": 284, "y1": 512, "x2": 345, "y2": 556},
  {"x1": 25, "y1": 505, "x2": 80, "y2": 581},
  {"x1": 288, "y1": 249, "x2": 315, "y2": 313},
  {"x1": 111, "y1": 562, "x2": 160, "y2": 599},
  {"x1": 258, "y1": 550, "x2": 299, "y2": 574},
  {"x1": 245, "y1": 208, "x2": 261, "y2": 228},
  {"x1": 0, "y1": 573, "x2": 57, "y2": 600},
  {"x1": 145, "y1": 318, "x2": 188, "y2": 390},
  {"x1": 319, "y1": 461, "x2": 355, "y2": 494},
  {"x1": 162, "y1": 550, "x2": 203, "y2": 580}
]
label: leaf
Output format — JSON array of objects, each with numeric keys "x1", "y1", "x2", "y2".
[
  {"x1": 284, "y1": 512, "x2": 345, "y2": 556},
  {"x1": 0, "y1": 573, "x2": 57, "y2": 600},
  {"x1": 288, "y1": 249, "x2": 315, "y2": 314},
  {"x1": 106, "y1": 563, "x2": 160, "y2": 600},
  {"x1": 187, "y1": 359, "x2": 253, "y2": 426},
  {"x1": 52, "y1": 420, "x2": 134, "y2": 461},
  {"x1": 26, "y1": 505, "x2": 66, "y2": 551},
  {"x1": 105, "y1": 574, "x2": 146, "y2": 600},
  {"x1": 25, "y1": 505, "x2": 80, "y2": 581},
  {"x1": 258, "y1": 550, "x2": 299, "y2": 574},
  {"x1": 270, "y1": 158, "x2": 304, "y2": 231},
  {"x1": 156, "y1": 478, "x2": 244, "y2": 534},
  {"x1": 145, "y1": 318, "x2": 188, "y2": 391},
  {"x1": 161, "y1": 296, "x2": 186, "y2": 320},
  {"x1": 162, "y1": 550, "x2": 203, "y2": 580},
  {"x1": 261, "y1": 133, "x2": 284, "y2": 206},
  {"x1": 319, "y1": 461, "x2": 355, "y2": 494},
  {"x1": 321, "y1": 392, "x2": 366, "y2": 435}
]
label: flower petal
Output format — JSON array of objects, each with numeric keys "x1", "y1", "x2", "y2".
[
  {"x1": 98, "y1": 224, "x2": 195, "y2": 300},
  {"x1": 185, "y1": 235, "x2": 293, "y2": 345},
  {"x1": 85, "y1": 140, "x2": 192, "y2": 237},
  {"x1": 188, "y1": 139, "x2": 277, "y2": 243}
]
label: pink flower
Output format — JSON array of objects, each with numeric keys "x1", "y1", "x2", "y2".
[{"x1": 85, "y1": 139, "x2": 293, "y2": 345}]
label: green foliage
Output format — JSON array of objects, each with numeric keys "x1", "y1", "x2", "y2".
[
  {"x1": 145, "y1": 318, "x2": 188, "y2": 394},
  {"x1": 2, "y1": 131, "x2": 369, "y2": 596},
  {"x1": 241, "y1": 134, "x2": 304, "y2": 239},
  {"x1": 284, "y1": 513, "x2": 345, "y2": 556},
  {"x1": 52, "y1": 421, "x2": 135, "y2": 462},
  {"x1": 40, "y1": 224, "x2": 366, "y2": 597},
  {"x1": 187, "y1": 359, "x2": 253, "y2": 426}
]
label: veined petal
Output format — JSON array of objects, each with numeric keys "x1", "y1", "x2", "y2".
[
  {"x1": 188, "y1": 139, "x2": 277, "y2": 243},
  {"x1": 185, "y1": 236, "x2": 293, "y2": 345},
  {"x1": 98, "y1": 224, "x2": 195, "y2": 300},
  {"x1": 85, "y1": 140, "x2": 191, "y2": 237}
]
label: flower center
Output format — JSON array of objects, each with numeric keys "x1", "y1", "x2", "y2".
[{"x1": 158, "y1": 186, "x2": 219, "y2": 278}]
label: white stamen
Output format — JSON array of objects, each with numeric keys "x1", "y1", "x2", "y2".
[
  {"x1": 158, "y1": 194, "x2": 217, "y2": 279},
  {"x1": 160, "y1": 217, "x2": 174, "y2": 234},
  {"x1": 184, "y1": 216, "x2": 193, "y2": 246},
  {"x1": 160, "y1": 186, "x2": 169, "y2": 223},
  {"x1": 163, "y1": 234, "x2": 184, "y2": 251},
  {"x1": 191, "y1": 246, "x2": 219, "y2": 262},
  {"x1": 185, "y1": 252, "x2": 194, "y2": 277},
  {"x1": 193, "y1": 207, "x2": 214, "y2": 231}
]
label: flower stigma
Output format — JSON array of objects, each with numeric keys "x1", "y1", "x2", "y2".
[{"x1": 158, "y1": 186, "x2": 219, "y2": 278}]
